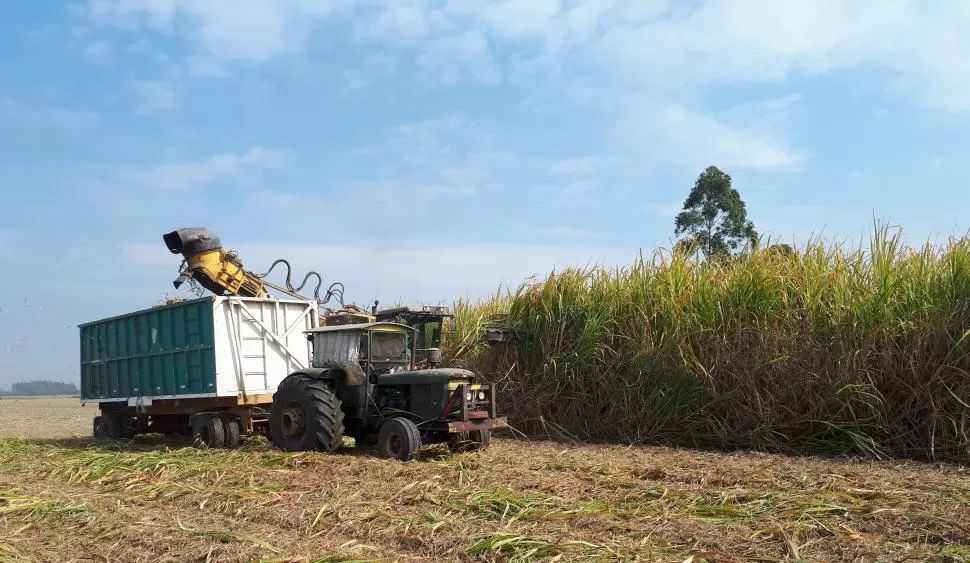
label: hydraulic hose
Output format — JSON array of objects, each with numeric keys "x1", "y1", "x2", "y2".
[{"x1": 256, "y1": 258, "x2": 346, "y2": 306}]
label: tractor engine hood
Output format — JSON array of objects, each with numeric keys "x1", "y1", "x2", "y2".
[{"x1": 379, "y1": 367, "x2": 476, "y2": 385}]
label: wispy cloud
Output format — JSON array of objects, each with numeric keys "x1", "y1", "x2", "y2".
[
  {"x1": 132, "y1": 79, "x2": 179, "y2": 113},
  {"x1": 79, "y1": 0, "x2": 970, "y2": 115},
  {"x1": 111, "y1": 147, "x2": 292, "y2": 190},
  {"x1": 614, "y1": 97, "x2": 808, "y2": 172},
  {"x1": 0, "y1": 98, "x2": 98, "y2": 130}
]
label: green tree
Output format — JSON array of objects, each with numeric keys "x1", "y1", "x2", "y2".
[{"x1": 674, "y1": 165, "x2": 758, "y2": 258}]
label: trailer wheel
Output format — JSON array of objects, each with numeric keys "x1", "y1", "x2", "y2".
[
  {"x1": 377, "y1": 417, "x2": 422, "y2": 461},
  {"x1": 118, "y1": 415, "x2": 137, "y2": 440},
  {"x1": 270, "y1": 375, "x2": 345, "y2": 453},
  {"x1": 94, "y1": 414, "x2": 133, "y2": 441},
  {"x1": 93, "y1": 416, "x2": 110, "y2": 441},
  {"x1": 222, "y1": 416, "x2": 240, "y2": 449},
  {"x1": 191, "y1": 414, "x2": 225, "y2": 448}
]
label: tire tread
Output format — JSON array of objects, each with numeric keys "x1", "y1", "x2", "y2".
[{"x1": 270, "y1": 375, "x2": 345, "y2": 452}]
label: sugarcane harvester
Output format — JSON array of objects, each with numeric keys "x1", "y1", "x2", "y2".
[{"x1": 159, "y1": 228, "x2": 507, "y2": 459}]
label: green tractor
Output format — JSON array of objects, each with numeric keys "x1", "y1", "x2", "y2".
[{"x1": 268, "y1": 320, "x2": 507, "y2": 460}]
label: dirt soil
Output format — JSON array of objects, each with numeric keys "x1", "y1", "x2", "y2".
[
  {"x1": 0, "y1": 396, "x2": 96, "y2": 438},
  {"x1": 0, "y1": 397, "x2": 967, "y2": 562}
]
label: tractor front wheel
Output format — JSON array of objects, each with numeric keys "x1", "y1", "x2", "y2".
[
  {"x1": 447, "y1": 428, "x2": 491, "y2": 453},
  {"x1": 270, "y1": 375, "x2": 345, "y2": 452},
  {"x1": 377, "y1": 417, "x2": 422, "y2": 461}
]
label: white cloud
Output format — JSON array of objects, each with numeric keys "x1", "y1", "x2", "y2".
[
  {"x1": 414, "y1": 30, "x2": 501, "y2": 85},
  {"x1": 580, "y1": 0, "x2": 970, "y2": 113},
  {"x1": 132, "y1": 79, "x2": 179, "y2": 113},
  {"x1": 379, "y1": 114, "x2": 519, "y2": 194},
  {"x1": 112, "y1": 147, "x2": 292, "y2": 190},
  {"x1": 85, "y1": 0, "x2": 351, "y2": 72},
  {"x1": 616, "y1": 98, "x2": 808, "y2": 172},
  {"x1": 80, "y1": 0, "x2": 970, "y2": 114}
]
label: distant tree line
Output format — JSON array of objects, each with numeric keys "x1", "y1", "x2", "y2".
[{"x1": 0, "y1": 380, "x2": 79, "y2": 396}]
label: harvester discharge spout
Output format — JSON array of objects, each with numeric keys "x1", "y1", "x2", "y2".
[
  {"x1": 163, "y1": 227, "x2": 270, "y2": 298},
  {"x1": 162, "y1": 227, "x2": 347, "y2": 306}
]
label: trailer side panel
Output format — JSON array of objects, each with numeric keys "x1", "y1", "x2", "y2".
[{"x1": 80, "y1": 298, "x2": 217, "y2": 400}]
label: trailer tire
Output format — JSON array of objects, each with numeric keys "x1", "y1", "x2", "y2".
[
  {"x1": 222, "y1": 416, "x2": 240, "y2": 449},
  {"x1": 118, "y1": 415, "x2": 137, "y2": 440},
  {"x1": 94, "y1": 414, "x2": 132, "y2": 441},
  {"x1": 377, "y1": 417, "x2": 422, "y2": 461},
  {"x1": 270, "y1": 375, "x2": 345, "y2": 453},
  {"x1": 93, "y1": 416, "x2": 109, "y2": 441},
  {"x1": 191, "y1": 414, "x2": 225, "y2": 449}
]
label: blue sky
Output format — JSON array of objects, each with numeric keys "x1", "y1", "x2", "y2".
[{"x1": 1, "y1": 0, "x2": 969, "y2": 386}]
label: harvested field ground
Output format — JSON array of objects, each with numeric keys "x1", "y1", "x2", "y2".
[
  {"x1": 0, "y1": 396, "x2": 95, "y2": 438},
  {"x1": 0, "y1": 398, "x2": 967, "y2": 562}
]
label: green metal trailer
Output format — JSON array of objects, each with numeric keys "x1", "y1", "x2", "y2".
[{"x1": 79, "y1": 295, "x2": 319, "y2": 447}]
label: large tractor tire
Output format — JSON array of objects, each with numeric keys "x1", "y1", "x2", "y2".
[
  {"x1": 270, "y1": 375, "x2": 345, "y2": 452},
  {"x1": 377, "y1": 417, "x2": 422, "y2": 461}
]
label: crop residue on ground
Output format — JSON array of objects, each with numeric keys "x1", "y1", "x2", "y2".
[{"x1": 1, "y1": 398, "x2": 968, "y2": 562}]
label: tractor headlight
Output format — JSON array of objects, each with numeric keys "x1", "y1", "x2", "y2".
[
  {"x1": 477, "y1": 391, "x2": 486, "y2": 400},
  {"x1": 465, "y1": 392, "x2": 472, "y2": 401}
]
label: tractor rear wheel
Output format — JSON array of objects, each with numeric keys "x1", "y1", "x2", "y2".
[
  {"x1": 377, "y1": 417, "x2": 422, "y2": 461},
  {"x1": 270, "y1": 375, "x2": 345, "y2": 452}
]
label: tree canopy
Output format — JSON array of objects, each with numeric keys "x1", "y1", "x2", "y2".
[{"x1": 674, "y1": 165, "x2": 758, "y2": 258}]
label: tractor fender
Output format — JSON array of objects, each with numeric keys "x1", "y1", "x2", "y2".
[{"x1": 282, "y1": 366, "x2": 362, "y2": 386}]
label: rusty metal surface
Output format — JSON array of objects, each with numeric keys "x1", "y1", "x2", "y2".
[{"x1": 448, "y1": 417, "x2": 509, "y2": 433}]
